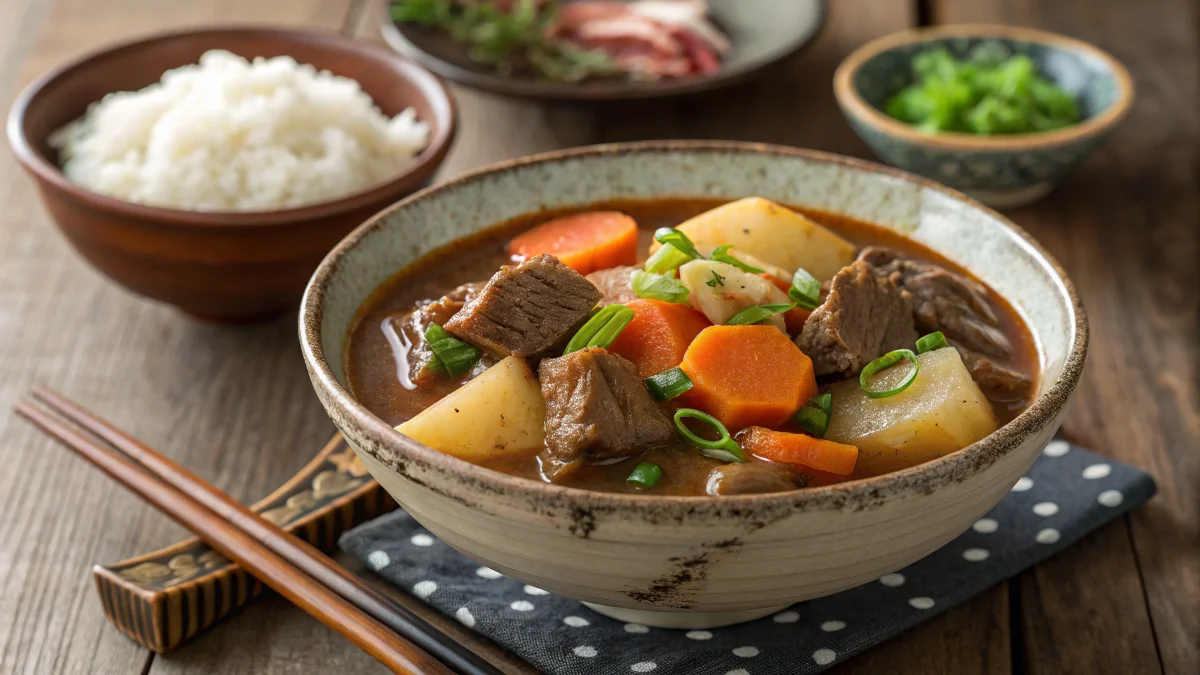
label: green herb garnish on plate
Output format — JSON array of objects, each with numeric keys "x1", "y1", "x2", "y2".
[{"x1": 884, "y1": 45, "x2": 1081, "y2": 135}]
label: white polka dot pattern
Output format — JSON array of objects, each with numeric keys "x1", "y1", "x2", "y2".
[
  {"x1": 908, "y1": 597, "x2": 935, "y2": 610},
  {"x1": 475, "y1": 567, "x2": 502, "y2": 579},
  {"x1": 963, "y1": 548, "x2": 990, "y2": 562},
  {"x1": 455, "y1": 607, "x2": 475, "y2": 628},
  {"x1": 1098, "y1": 489, "x2": 1124, "y2": 507},
  {"x1": 820, "y1": 620, "x2": 846, "y2": 632},
  {"x1": 573, "y1": 645, "x2": 597, "y2": 658},
  {"x1": 631, "y1": 662, "x2": 657, "y2": 672},
  {"x1": 523, "y1": 585, "x2": 549, "y2": 596},
  {"x1": 1033, "y1": 502, "x2": 1059, "y2": 517},
  {"x1": 732, "y1": 646, "x2": 759, "y2": 658},
  {"x1": 686, "y1": 630, "x2": 713, "y2": 640},
  {"x1": 1036, "y1": 528, "x2": 1061, "y2": 544},
  {"x1": 1012, "y1": 477, "x2": 1034, "y2": 492},
  {"x1": 879, "y1": 573, "x2": 905, "y2": 587},
  {"x1": 366, "y1": 550, "x2": 390, "y2": 571},
  {"x1": 410, "y1": 533, "x2": 434, "y2": 547},
  {"x1": 1083, "y1": 464, "x2": 1112, "y2": 479},
  {"x1": 510, "y1": 600, "x2": 534, "y2": 611},
  {"x1": 1043, "y1": 439, "x2": 1070, "y2": 457},
  {"x1": 412, "y1": 580, "x2": 437, "y2": 598},
  {"x1": 772, "y1": 610, "x2": 799, "y2": 623},
  {"x1": 563, "y1": 616, "x2": 590, "y2": 627},
  {"x1": 725, "y1": 670, "x2": 750, "y2": 675},
  {"x1": 973, "y1": 518, "x2": 999, "y2": 533},
  {"x1": 813, "y1": 648, "x2": 837, "y2": 665},
  {"x1": 624, "y1": 623, "x2": 649, "y2": 634}
]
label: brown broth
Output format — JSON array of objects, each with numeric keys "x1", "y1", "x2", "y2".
[{"x1": 345, "y1": 198, "x2": 1040, "y2": 495}]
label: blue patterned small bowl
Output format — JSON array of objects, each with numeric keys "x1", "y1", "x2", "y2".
[{"x1": 834, "y1": 25, "x2": 1133, "y2": 208}]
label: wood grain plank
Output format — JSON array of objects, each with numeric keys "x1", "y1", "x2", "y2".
[
  {"x1": 0, "y1": 1, "x2": 357, "y2": 674},
  {"x1": 934, "y1": 1, "x2": 1200, "y2": 673}
]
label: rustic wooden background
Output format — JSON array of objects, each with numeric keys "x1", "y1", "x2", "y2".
[{"x1": 0, "y1": 0, "x2": 1195, "y2": 673}]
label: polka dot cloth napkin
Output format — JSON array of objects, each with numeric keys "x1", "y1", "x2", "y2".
[{"x1": 340, "y1": 439, "x2": 1155, "y2": 675}]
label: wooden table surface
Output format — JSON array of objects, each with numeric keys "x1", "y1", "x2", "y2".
[{"x1": 1, "y1": 0, "x2": 1195, "y2": 673}]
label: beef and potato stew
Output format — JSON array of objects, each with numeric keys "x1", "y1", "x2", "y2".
[{"x1": 346, "y1": 197, "x2": 1038, "y2": 496}]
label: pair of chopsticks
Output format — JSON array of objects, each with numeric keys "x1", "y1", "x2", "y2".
[{"x1": 15, "y1": 388, "x2": 503, "y2": 675}]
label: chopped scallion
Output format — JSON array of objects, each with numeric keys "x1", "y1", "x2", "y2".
[
  {"x1": 644, "y1": 244, "x2": 693, "y2": 274},
  {"x1": 859, "y1": 349, "x2": 920, "y2": 398},
  {"x1": 810, "y1": 392, "x2": 833, "y2": 415},
  {"x1": 424, "y1": 323, "x2": 482, "y2": 377},
  {"x1": 916, "y1": 331, "x2": 949, "y2": 354},
  {"x1": 631, "y1": 270, "x2": 690, "y2": 303},
  {"x1": 564, "y1": 304, "x2": 634, "y2": 354},
  {"x1": 706, "y1": 270, "x2": 726, "y2": 288},
  {"x1": 654, "y1": 227, "x2": 704, "y2": 260},
  {"x1": 644, "y1": 366, "x2": 693, "y2": 401},
  {"x1": 711, "y1": 245, "x2": 765, "y2": 274},
  {"x1": 627, "y1": 462, "x2": 662, "y2": 488},
  {"x1": 788, "y1": 267, "x2": 821, "y2": 310},
  {"x1": 673, "y1": 408, "x2": 744, "y2": 463},
  {"x1": 794, "y1": 405, "x2": 829, "y2": 438},
  {"x1": 726, "y1": 303, "x2": 795, "y2": 326}
]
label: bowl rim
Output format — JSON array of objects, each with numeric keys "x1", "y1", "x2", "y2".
[
  {"x1": 5, "y1": 25, "x2": 458, "y2": 228},
  {"x1": 833, "y1": 23, "x2": 1135, "y2": 151},
  {"x1": 300, "y1": 140, "x2": 1089, "y2": 517}
]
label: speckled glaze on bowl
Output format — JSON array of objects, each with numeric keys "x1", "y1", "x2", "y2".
[
  {"x1": 834, "y1": 25, "x2": 1133, "y2": 208},
  {"x1": 300, "y1": 141, "x2": 1087, "y2": 628}
]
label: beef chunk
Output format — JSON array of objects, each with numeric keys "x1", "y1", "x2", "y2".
[
  {"x1": 538, "y1": 348, "x2": 676, "y2": 481},
  {"x1": 705, "y1": 462, "x2": 796, "y2": 496},
  {"x1": 797, "y1": 261, "x2": 918, "y2": 376},
  {"x1": 858, "y1": 247, "x2": 1011, "y2": 357},
  {"x1": 444, "y1": 254, "x2": 602, "y2": 357},
  {"x1": 389, "y1": 283, "x2": 491, "y2": 386},
  {"x1": 586, "y1": 265, "x2": 639, "y2": 305},
  {"x1": 955, "y1": 344, "x2": 1035, "y2": 403}
]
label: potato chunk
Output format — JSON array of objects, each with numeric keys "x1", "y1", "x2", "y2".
[
  {"x1": 652, "y1": 197, "x2": 856, "y2": 281},
  {"x1": 396, "y1": 357, "x2": 545, "y2": 461},
  {"x1": 823, "y1": 347, "x2": 997, "y2": 476},
  {"x1": 679, "y1": 260, "x2": 790, "y2": 330}
]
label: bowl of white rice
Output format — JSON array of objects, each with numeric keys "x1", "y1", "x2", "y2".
[{"x1": 8, "y1": 27, "x2": 456, "y2": 322}]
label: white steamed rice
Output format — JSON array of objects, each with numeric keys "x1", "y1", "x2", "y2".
[{"x1": 49, "y1": 49, "x2": 431, "y2": 212}]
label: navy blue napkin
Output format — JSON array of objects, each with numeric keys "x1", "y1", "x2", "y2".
[{"x1": 340, "y1": 440, "x2": 1155, "y2": 674}]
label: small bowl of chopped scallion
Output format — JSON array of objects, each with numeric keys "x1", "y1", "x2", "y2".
[{"x1": 834, "y1": 25, "x2": 1133, "y2": 207}]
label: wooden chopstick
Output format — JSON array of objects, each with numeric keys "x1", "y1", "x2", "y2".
[
  {"x1": 26, "y1": 388, "x2": 503, "y2": 675},
  {"x1": 13, "y1": 396, "x2": 458, "y2": 675}
]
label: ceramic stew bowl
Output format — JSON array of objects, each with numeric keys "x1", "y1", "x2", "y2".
[
  {"x1": 834, "y1": 24, "x2": 1133, "y2": 208},
  {"x1": 8, "y1": 27, "x2": 456, "y2": 323},
  {"x1": 300, "y1": 141, "x2": 1087, "y2": 628}
]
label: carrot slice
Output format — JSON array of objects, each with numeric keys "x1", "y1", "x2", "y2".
[
  {"x1": 607, "y1": 299, "x2": 711, "y2": 379},
  {"x1": 735, "y1": 427, "x2": 859, "y2": 476},
  {"x1": 677, "y1": 325, "x2": 818, "y2": 430},
  {"x1": 506, "y1": 212, "x2": 638, "y2": 275},
  {"x1": 761, "y1": 273, "x2": 811, "y2": 336}
]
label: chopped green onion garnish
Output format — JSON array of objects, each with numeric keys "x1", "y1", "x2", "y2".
[
  {"x1": 673, "y1": 408, "x2": 744, "y2": 463},
  {"x1": 706, "y1": 270, "x2": 725, "y2": 288},
  {"x1": 424, "y1": 323, "x2": 482, "y2": 377},
  {"x1": 711, "y1": 245, "x2": 765, "y2": 274},
  {"x1": 627, "y1": 462, "x2": 663, "y2": 488},
  {"x1": 810, "y1": 392, "x2": 833, "y2": 415},
  {"x1": 564, "y1": 304, "x2": 634, "y2": 354},
  {"x1": 726, "y1": 303, "x2": 795, "y2": 326},
  {"x1": 794, "y1": 405, "x2": 829, "y2": 438},
  {"x1": 788, "y1": 267, "x2": 821, "y2": 310},
  {"x1": 644, "y1": 244, "x2": 693, "y2": 274},
  {"x1": 916, "y1": 331, "x2": 949, "y2": 354},
  {"x1": 588, "y1": 306, "x2": 634, "y2": 349},
  {"x1": 654, "y1": 227, "x2": 704, "y2": 260},
  {"x1": 859, "y1": 349, "x2": 920, "y2": 399},
  {"x1": 631, "y1": 270, "x2": 690, "y2": 303},
  {"x1": 644, "y1": 366, "x2": 693, "y2": 401}
]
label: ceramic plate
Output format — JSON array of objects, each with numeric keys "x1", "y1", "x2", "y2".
[{"x1": 379, "y1": 0, "x2": 826, "y2": 101}]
